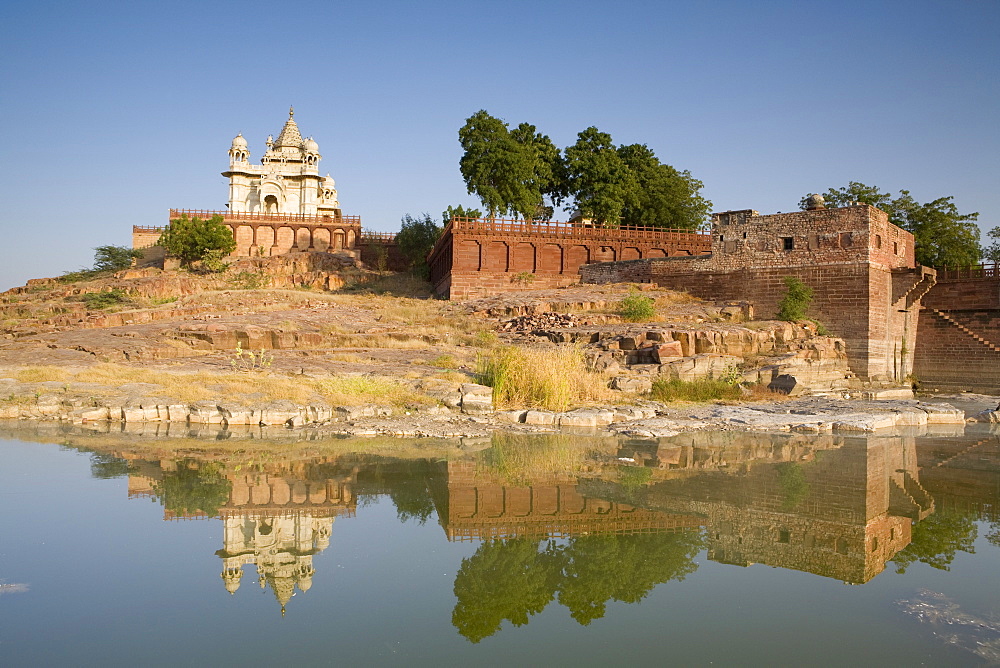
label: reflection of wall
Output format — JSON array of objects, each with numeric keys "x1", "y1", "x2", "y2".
[
  {"x1": 631, "y1": 437, "x2": 931, "y2": 583},
  {"x1": 433, "y1": 461, "x2": 701, "y2": 541}
]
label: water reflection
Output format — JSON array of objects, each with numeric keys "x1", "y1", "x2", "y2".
[{"x1": 7, "y1": 422, "x2": 997, "y2": 642}]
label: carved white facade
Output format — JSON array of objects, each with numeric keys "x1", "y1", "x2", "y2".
[{"x1": 222, "y1": 107, "x2": 340, "y2": 216}]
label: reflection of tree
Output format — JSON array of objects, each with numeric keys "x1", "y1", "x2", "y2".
[
  {"x1": 777, "y1": 462, "x2": 810, "y2": 511},
  {"x1": 453, "y1": 530, "x2": 704, "y2": 642},
  {"x1": 452, "y1": 538, "x2": 558, "y2": 643},
  {"x1": 388, "y1": 477, "x2": 435, "y2": 524},
  {"x1": 89, "y1": 452, "x2": 130, "y2": 479},
  {"x1": 152, "y1": 462, "x2": 232, "y2": 517},
  {"x1": 557, "y1": 532, "x2": 702, "y2": 625},
  {"x1": 893, "y1": 507, "x2": 978, "y2": 573}
]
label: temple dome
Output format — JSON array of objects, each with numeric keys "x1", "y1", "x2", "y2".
[
  {"x1": 231, "y1": 133, "x2": 247, "y2": 150},
  {"x1": 302, "y1": 137, "x2": 319, "y2": 153}
]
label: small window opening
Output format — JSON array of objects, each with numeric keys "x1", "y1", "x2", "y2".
[
  {"x1": 778, "y1": 529, "x2": 790, "y2": 544},
  {"x1": 782, "y1": 237, "x2": 794, "y2": 251},
  {"x1": 893, "y1": 242, "x2": 899, "y2": 255},
  {"x1": 875, "y1": 234, "x2": 882, "y2": 249}
]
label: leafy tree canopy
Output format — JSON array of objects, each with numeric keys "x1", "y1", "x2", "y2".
[
  {"x1": 983, "y1": 226, "x2": 1000, "y2": 263},
  {"x1": 442, "y1": 204, "x2": 483, "y2": 224},
  {"x1": 800, "y1": 182, "x2": 981, "y2": 267},
  {"x1": 458, "y1": 111, "x2": 710, "y2": 229},
  {"x1": 459, "y1": 111, "x2": 563, "y2": 220},
  {"x1": 396, "y1": 213, "x2": 443, "y2": 273},
  {"x1": 93, "y1": 245, "x2": 144, "y2": 273},
  {"x1": 892, "y1": 507, "x2": 977, "y2": 574},
  {"x1": 158, "y1": 214, "x2": 236, "y2": 267}
]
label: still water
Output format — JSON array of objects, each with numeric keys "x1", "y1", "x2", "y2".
[{"x1": 1, "y1": 423, "x2": 998, "y2": 666}]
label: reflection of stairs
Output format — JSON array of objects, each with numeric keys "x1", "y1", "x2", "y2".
[
  {"x1": 933, "y1": 437, "x2": 993, "y2": 468},
  {"x1": 931, "y1": 309, "x2": 1000, "y2": 353},
  {"x1": 889, "y1": 471, "x2": 935, "y2": 521}
]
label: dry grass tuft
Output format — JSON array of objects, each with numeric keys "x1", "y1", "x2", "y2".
[
  {"x1": 476, "y1": 345, "x2": 613, "y2": 412},
  {"x1": 13, "y1": 366, "x2": 71, "y2": 383}
]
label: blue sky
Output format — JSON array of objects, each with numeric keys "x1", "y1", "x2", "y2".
[{"x1": 1, "y1": 0, "x2": 997, "y2": 290}]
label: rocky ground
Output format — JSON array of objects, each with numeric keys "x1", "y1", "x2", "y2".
[{"x1": 2, "y1": 252, "x2": 997, "y2": 439}]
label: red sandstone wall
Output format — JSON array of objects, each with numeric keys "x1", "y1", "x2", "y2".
[
  {"x1": 427, "y1": 218, "x2": 711, "y2": 298},
  {"x1": 914, "y1": 308, "x2": 1000, "y2": 392}
]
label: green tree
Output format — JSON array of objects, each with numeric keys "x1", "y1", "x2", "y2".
[
  {"x1": 158, "y1": 214, "x2": 236, "y2": 267},
  {"x1": 458, "y1": 111, "x2": 563, "y2": 220},
  {"x1": 509, "y1": 122, "x2": 565, "y2": 220},
  {"x1": 985, "y1": 226, "x2": 1000, "y2": 263},
  {"x1": 617, "y1": 144, "x2": 711, "y2": 230},
  {"x1": 801, "y1": 182, "x2": 981, "y2": 267},
  {"x1": 563, "y1": 126, "x2": 639, "y2": 227},
  {"x1": 396, "y1": 213, "x2": 443, "y2": 273},
  {"x1": 93, "y1": 245, "x2": 144, "y2": 272},
  {"x1": 442, "y1": 204, "x2": 483, "y2": 224}
]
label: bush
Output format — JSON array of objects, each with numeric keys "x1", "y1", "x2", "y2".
[
  {"x1": 158, "y1": 214, "x2": 236, "y2": 267},
  {"x1": 777, "y1": 277, "x2": 813, "y2": 321},
  {"x1": 396, "y1": 213, "x2": 443, "y2": 274},
  {"x1": 81, "y1": 289, "x2": 131, "y2": 310},
  {"x1": 619, "y1": 290, "x2": 656, "y2": 321}
]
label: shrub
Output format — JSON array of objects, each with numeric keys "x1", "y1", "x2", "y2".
[
  {"x1": 777, "y1": 277, "x2": 813, "y2": 321},
  {"x1": 619, "y1": 290, "x2": 656, "y2": 321},
  {"x1": 396, "y1": 213, "x2": 443, "y2": 274},
  {"x1": 93, "y1": 245, "x2": 144, "y2": 272},
  {"x1": 81, "y1": 289, "x2": 130, "y2": 310},
  {"x1": 158, "y1": 214, "x2": 236, "y2": 266}
]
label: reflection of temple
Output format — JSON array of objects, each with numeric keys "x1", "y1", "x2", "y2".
[
  {"x1": 608, "y1": 434, "x2": 933, "y2": 584},
  {"x1": 429, "y1": 461, "x2": 702, "y2": 541},
  {"x1": 125, "y1": 457, "x2": 357, "y2": 614}
]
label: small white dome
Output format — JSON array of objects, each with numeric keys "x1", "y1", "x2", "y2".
[
  {"x1": 302, "y1": 137, "x2": 319, "y2": 153},
  {"x1": 231, "y1": 133, "x2": 248, "y2": 149}
]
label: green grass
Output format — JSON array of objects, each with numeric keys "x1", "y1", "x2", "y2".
[
  {"x1": 649, "y1": 378, "x2": 744, "y2": 402},
  {"x1": 619, "y1": 291, "x2": 656, "y2": 321}
]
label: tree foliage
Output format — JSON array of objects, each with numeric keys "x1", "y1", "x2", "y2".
[
  {"x1": 396, "y1": 213, "x2": 443, "y2": 273},
  {"x1": 152, "y1": 462, "x2": 232, "y2": 518},
  {"x1": 442, "y1": 204, "x2": 483, "y2": 224},
  {"x1": 983, "y1": 226, "x2": 1000, "y2": 263},
  {"x1": 616, "y1": 143, "x2": 711, "y2": 230},
  {"x1": 93, "y1": 245, "x2": 144, "y2": 272},
  {"x1": 458, "y1": 111, "x2": 710, "y2": 229},
  {"x1": 158, "y1": 214, "x2": 236, "y2": 267},
  {"x1": 777, "y1": 276, "x2": 813, "y2": 321},
  {"x1": 801, "y1": 182, "x2": 981, "y2": 267},
  {"x1": 892, "y1": 507, "x2": 978, "y2": 574},
  {"x1": 563, "y1": 127, "x2": 638, "y2": 227},
  {"x1": 458, "y1": 111, "x2": 563, "y2": 220},
  {"x1": 451, "y1": 530, "x2": 703, "y2": 642}
]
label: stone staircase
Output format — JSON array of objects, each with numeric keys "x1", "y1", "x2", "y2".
[{"x1": 931, "y1": 309, "x2": 1000, "y2": 353}]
